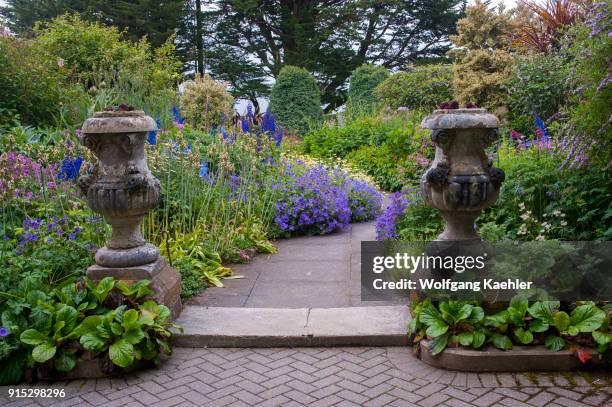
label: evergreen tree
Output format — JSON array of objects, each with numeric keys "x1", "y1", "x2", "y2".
[{"x1": 1, "y1": 0, "x2": 184, "y2": 48}]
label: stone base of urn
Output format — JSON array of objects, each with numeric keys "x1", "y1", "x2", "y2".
[{"x1": 88, "y1": 257, "x2": 182, "y2": 319}]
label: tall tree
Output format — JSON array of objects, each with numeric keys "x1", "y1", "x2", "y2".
[
  {"x1": 200, "y1": 0, "x2": 465, "y2": 110},
  {"x1": 1, "y1": 0, "x2": 185, "y2": 48}
]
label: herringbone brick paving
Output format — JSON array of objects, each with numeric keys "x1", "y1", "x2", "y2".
[{"x1": 1, "y1": 347, "x2": 610, "y2": 407}]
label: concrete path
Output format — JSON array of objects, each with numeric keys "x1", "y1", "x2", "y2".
[
  {"x1": 4, "y1": 347, "x2": 610, "y2": 407},
  {"x1": 189, "y1": 220, "x2": 401, "y2": 308}
]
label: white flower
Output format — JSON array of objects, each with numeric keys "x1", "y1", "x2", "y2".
[{"x1": 561, "y1": 221, "x2": 567, "y2": 226}]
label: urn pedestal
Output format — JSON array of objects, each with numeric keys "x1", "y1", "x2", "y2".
[
  {"x1": 420, "y1": 108, "x2": 505, "y2": 241},
  {"x1": 79, "y1": 110, "x2": 181, "y2": 318}
]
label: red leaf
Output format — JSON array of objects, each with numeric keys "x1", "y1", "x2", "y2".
[{"x1": 575, "y1": 348, "x2": 592, "y2": 364}]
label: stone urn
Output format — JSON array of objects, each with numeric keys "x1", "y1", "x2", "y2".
[
  {"x1": 79, "y1": 109, "x2": 181, "y2": 318},
  {"x1": 420, "y1": 108, "x2": 505, "y2": 241}
]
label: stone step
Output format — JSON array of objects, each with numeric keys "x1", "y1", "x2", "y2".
[{"x1": 171, "y1": 305, "x2": 410, "y2": 347}]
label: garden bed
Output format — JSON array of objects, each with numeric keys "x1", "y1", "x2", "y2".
[{"x1": 418, "y1": 340, "x2": 610, "y2": 372}]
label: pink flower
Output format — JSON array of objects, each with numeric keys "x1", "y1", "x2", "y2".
[
  {"x1": 510, "y1": 129, "x2": 523, "y2": 140},
  {"x1": 57, "y1": 58, "x2": 65, "y2": 68},
  {"x1": 173, "y1": 121, "x2": 184, "y2": 130}
]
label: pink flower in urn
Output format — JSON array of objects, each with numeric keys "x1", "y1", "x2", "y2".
[{"x1": 57, "y1": 58, "x2": 65, "y2": 68}]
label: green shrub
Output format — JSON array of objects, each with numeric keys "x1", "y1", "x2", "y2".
[
  {"x1": 0, "y1": 35, "x2": 67, "y2": 127},
  {"x1": 374, "y1": 65, "x2": 453, "y2": 110},
  {"x1": 346, "y1": 145, "x2": 404, "y2": 191},
  {"x1": 179, "y1": 74, "x2": 234, "y2": 130},
  {"x1": 269, "y1": 65, "x2": 323, "y2": 134},
  {"x1": 31, "y1": 14, "x2": 181, "y2": 126},
  {"x1": 505, "y1": 53, "x2": 569, "y2": 123},
  {"x1": 564, "y1": 9, "x2": 612, "y2": 165},
  {"x1": 346, "y1": 64, "x2": 389, "y2": 113},
  {"x1": 479, "y1": 142, "x2": 612, "y2": 241}
]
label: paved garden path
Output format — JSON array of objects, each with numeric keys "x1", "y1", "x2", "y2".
[
  {"x1": 2, "y1": 346, "x2": 610, "y2": 407},
  {"x1": 189, "y1": 220, "x2": 401, "y2": 308}
]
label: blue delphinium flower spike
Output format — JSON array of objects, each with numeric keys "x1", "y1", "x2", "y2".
[{"x1": 199, "y1": 162, "x2": 209, "y2": 178}]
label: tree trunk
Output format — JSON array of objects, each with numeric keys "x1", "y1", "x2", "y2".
[{"x1": 195, "y1": 0, "x2": 204, "y2": 76}]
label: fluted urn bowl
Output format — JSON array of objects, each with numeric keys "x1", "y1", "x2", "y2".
[
  {"x1": 79, "y1": 110, "x2": 161, "y2": 267},
  {"x1": 420, "y1": 108, "x2": 505, "y2": 241}
]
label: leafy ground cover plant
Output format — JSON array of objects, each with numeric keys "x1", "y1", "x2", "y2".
[
  {"x1": 409, "y1": 297, "x2": 611, "y2": 362},
  {"x1": 0, "y1": 277, "x2": 180, "y2": 385}
]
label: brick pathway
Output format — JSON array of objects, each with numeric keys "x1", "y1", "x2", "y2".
[{"x1": 2, "y1": 347, "x2": 610, "y2": 407}]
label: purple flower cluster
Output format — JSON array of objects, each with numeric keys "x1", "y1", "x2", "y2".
[
  {"x1": 273, "y1": 163, "x2": 382, "y2": 236},
  {"x1": 14, "y1": 216, "x2": 82, "y2": 255},
  {"x1": 0, "y1": 152, "x2": 60, "y2": 200},
  {"x1": 273, "y1": 164, "x2": 352, "y2": 235},
  {"x1": 344, "y1": 177, "x2": 383, "y2": 222},
  {"x1": 375, "y1": 192, "x2": 410, "y2": 240}
]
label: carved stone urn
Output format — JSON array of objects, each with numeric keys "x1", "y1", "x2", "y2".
[
  {"x1": 79, "y1": 110, "x2": 181, "y2": 317},
  {"x1": 420, "y1": 108, "x2": 505, "y2": 241}
]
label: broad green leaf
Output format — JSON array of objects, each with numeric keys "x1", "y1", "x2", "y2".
[
  {"x1": 124, "y1": 328, "x2": 145, "y2": 345},
  {"x1": 109, "y1": 339, "x2": 134, "y2": 368},
  {"x1": 26, "y1": 290, "x2": 47, "y2": 307},
  {"x1": 484, "y1": 311, "x2": 508, "y2": 327},
  {"x1": 592, "y1": 330, "x2": 611, "y2": 346},
  {"x1": 407, "y1": 319, "x2": 417, "y2": 335},
  {"x1": 110, "y1": 322, "x2": 123, "y2": 336},
  {"x1": 552, "y1": 311, "x2": 571, "y2": 332},
  {"x1": 80, "y1": 332, "x2": 106, "y2": 351},
  {"x1": 54, "y1": 353, "x2": 77, "y2": 372},
  {"x1": 429, "y1": 333, "x2": 449, "y2": 356},
  {"x1": 467, "y1": 307, "x2": 485, "y2": 324},
  {"x1": 491, "y1": 333, "x2": 513, "y2": 350},
  {"x1": 56, "y1": 304, "x2": 77, "y2": 334},
  {"x1": 157, "y1": 305, "x2": 171, "y2": 323},
  {"x1": 74, "y1": 315, "x2": 102, "y2": 336},
  {"x1": 419, "y1": 304, "x2": 445, "y2": 327},
  {"x1": 20, "y1": 329, "x2": 47, "y2": 345},
  {"x1": 32, "y1": 342, "x2": 57, "y2": 363},
  {"x1": 508, "y1": 308, "x2": 524, "y2": 326},
  {"x1": 472, "y1": 331, "x2": 486, "y2": 349},
  {"x1": 457, "y1": 332, "x2": 473, "y2": 346},
  {"x1": 544, "y1": 335, "x2": 565, "y2": 352},
  {"x1": 95, "y1": 277, "x2": 115, "y2": 302},
  {"x1": 0, "y1": 354, "x2": 24, "y2": 385},
  {"x1": 425, "y1": 321, "x2": 448, "y2": 338},
  {"x1": 569, "y1": 305, "x2": 606, "y2": 333},
  {"x1": 529, "y1": 319, "x2": 549, "y2": 333},
  {"x1": 514, "y1": 328, "x2": 534, "y2": 344},
  {"x1": 510, "y1": 295, "x2": 528, "y2": 316},
  {"x1": 527, "y1": 301, "x2": 559, "y2": 324},
  {"x1": 122, "y1": 309, "x2": 139, "y2": 330}
]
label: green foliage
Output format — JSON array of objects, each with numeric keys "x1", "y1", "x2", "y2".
[
  {"x1": 505, "y1": 53, "x2": 569, "y2": 125},
  {"x1": 374, "y1": 65, "x2": 453, "y2": 110},
  {"x1": 346, "y1": 64, "x2": 389, "y2": 113},
  {"x1": 449, "y1": 1, "x2": 515, "y2": 108},
  {"x1": 1, "y1": 1, "x2": 183, "y2": 48},
  {"x1": 396, "y1": 199, "x2": 443, "y2": 241},
  {"x1": 479, "y1": 142, "x2": 612, "y2": 241},
  {"x1": 564, "y1": 12, "x2": 612, "y2": 165},
  {"x1": 301, "y1": 110, "x2": 430, "y2": 191},
  {"x1": 410, "y1": 297, "x2": 611, "y2": 357},
  {"x1": 0, "y1": 35, "x2": 67, "y2": 127},
  {"x1": 1, "y1": 277, "x2": 180, "y2": 384},
  {"x1": 269, "y1": 65, "x2": 324, "y2": 134},
  {"x1": 179, "y1": 74, "x2": 235, "y2": 131}
]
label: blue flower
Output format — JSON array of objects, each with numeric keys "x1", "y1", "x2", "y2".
[
  {"x1": 147, "y1": 130, "x2": 157, "y2": 145},
  {"x1": 241, "y1": 117, "x2": 250, "y2": 133},
  {"x1": 172, "y1": 105, "x2": 184, "y2": 124},
  {"x1": 247, "y1": 103, "x2": 253, "y2": 118},
  {"x1": 221, "y1": 127, "x2": 228, "y2": 141},
  {"x1": 275, "y1": 127, "x2": 284, "y2": 147},
  {"x1": 261, "y1": 111, "x2": 276, "y2": 134},
  {"x1": 199, "y1": 162, "x2": 209, "y2": 178},
  {"x1": 184, "y1": 144, "x2": 193, "y2": 155},
  {"x1": 534, "y1": 115, "x2": 549, "y2": 141},
  {"x1": 0, "y1": 327, "x2": 8, "y2": 337},
  {"x1": 57, "y1": 156, "x2": 83, "y2": 181}
]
